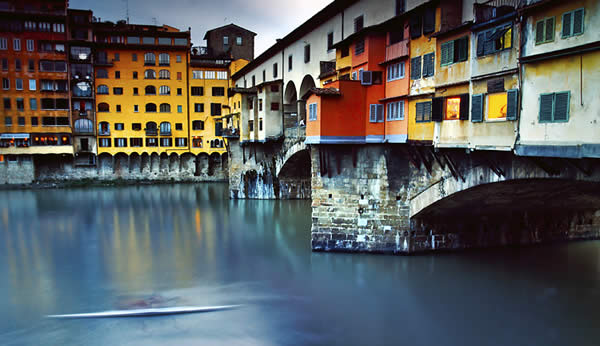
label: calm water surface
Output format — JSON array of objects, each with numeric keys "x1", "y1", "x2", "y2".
[{"x1": 1, "y1": 184, "x2": 600, "y2": 346}]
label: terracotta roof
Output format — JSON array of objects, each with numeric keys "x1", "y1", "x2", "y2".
[{"x1": 306, "y1": 87, "x2": 341, "y2": 98}]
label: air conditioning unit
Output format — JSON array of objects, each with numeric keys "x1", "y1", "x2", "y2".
[{"x1": 360, "y1": 70, "x2": 372, "y2": 85}]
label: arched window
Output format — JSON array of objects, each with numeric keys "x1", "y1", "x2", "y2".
[
  {"x1": 97, "y1": 84, "x2": 109, "y2": 94},
  {"x1": 145, "y1": 85, "x2": 156, "y2": 95},
  {"x1": 144, "y1": 52, "x2": 155, "y2": 65},
  {"x1": 145, "y1": 103, "x2": 157, "y2": 112},
  {"x1": 159, "y1": 85, "x2": 170, "y2": 95},
  {"x1": 74, "y1": 119, "x2": 94, "y2": 133},
  {"x1": 144, "y1": 69, "x2": 156, "y2": 79},
  {"x1": 145, "y1": 121, "x2": 157, "y2": 135},
  {"x1": 160, "y1": 122, "x2": 171, "y2": 134},
  {"x1": 159, "y1": 103, "x2": 171, "y2": 112},
  {"x1": 159, "y1": 53, "x2": 170, "y2": 65},
  {"x1": 96, "y1": 69, "x2": 108, "y2": 78},
  {"x1": 99, "y1": 121, "x2": 110, "y2": 135},
  {"x1": 97, "y1": 102, "x2": 110, "y2": 112},
  {"x1": 159, "y1": 69, "x2": 170, "y2": 79}
]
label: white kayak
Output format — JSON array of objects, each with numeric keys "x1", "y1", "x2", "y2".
[{"x1": 47, "y1": 305, "x2": 241, "y2": 319}]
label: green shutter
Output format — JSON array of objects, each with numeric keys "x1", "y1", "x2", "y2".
[
  {"x1": 539, "y1": 93, "x2": 554, "y2": 123},
  {"x1": 432, "y1": 97, "x2": 443, "y2": 122},
  {"x1": 573, "y1": 9, "x2": 584, "y2": 35},
  {"x1": 415, "y1": 102, "x2": 424, "y2": 122},
  {"x1": 507, "y1": 89, "x2": 518, "y2": 121},
  {"x1": 553, "y1": 91, "x2": 570, "y2": 122},
  {"x1": 562, "y1": 12, "x2": 572, "y2": 37},
  {"x1": 471, "y1": 94, "x2": 483, "y2": 122},
  {"x1": 535, "y1": 20, "x2": 545, "y2": 44},
  {"x1": 545, "y1": 17, "x2": 555, "y2": 42},
  {"x1": 457, "y1": 37, "x2": 468, "y2": 62},
  {"x1": 424, "y1": 101, "x2": 432, "y2": 122},
  {"x1": 441, "y1": 41, "x2": 451, "y2": 66},
  {"x1": 411, "y1": 56, "x2": 421, "y2": 79}
]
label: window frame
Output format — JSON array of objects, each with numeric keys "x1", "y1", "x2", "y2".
[
  {"x1": 535, "y1": 17, "x2": 555, "y2": 45},
  {"x1": 539, "y1": 91, "x2": 571, "y2": 123},
  {"x1": 561, "y1": 8, "x2": 585, "y2": 38}
]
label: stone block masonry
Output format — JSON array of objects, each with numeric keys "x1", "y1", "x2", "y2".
[{"x1": 310, "y1": 145, "x2": 600, "y2": 254}]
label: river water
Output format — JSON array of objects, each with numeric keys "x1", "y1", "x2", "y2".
[{"x1": 1, "y1": 184, "x2": 599, "y2": 346}]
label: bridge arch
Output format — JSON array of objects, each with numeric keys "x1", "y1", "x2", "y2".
[
  {"x1": 284, "y1": 80, "x2": 298, "y2": 104},
  {"x1": 298, "y1": 74, "x2": 316, "y2": 100}
]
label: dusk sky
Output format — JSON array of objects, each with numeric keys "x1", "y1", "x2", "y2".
[{"x1": 70, "y1": 0, "x2": 332, "y2": 56}]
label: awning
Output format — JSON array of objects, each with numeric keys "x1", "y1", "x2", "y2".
[
  {"x1": 1, "y1": 133, "x2": 29, "y2": 139},
  {"x1": 487, "y1": 26, "x2": 510, "y2": 41}
]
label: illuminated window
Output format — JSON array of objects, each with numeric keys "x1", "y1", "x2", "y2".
[
  {"x1": 487, "y1": 92, "x2": 508, "y2": 120},
  {"x1": 444, "y1": 97, "x2": 461, "y2": 120}
]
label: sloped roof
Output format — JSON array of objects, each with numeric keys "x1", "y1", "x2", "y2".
[{"x1": 204, "y1": 23, "x2": 257, "y2": 40}]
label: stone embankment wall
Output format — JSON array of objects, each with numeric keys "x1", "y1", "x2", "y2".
[
  {"x1": 311, "y1": 145, "x2": 600, "y2": 254},
  {"x1": 0, "y1": 156, "x2": 35, "y2": 185}
]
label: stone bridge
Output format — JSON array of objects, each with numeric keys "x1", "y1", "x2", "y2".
[{"x1": 310, "y1": 145, "x2": 600, "y2": 254}]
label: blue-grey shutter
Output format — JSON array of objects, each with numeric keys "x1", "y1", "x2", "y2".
[
  {"x1": 507, "y1": 89, "x2": 518, "y2": 121},
  {"x1": 441, "y1": 42, "x2": 451, "y2": 66},
  {"x1": 423, "y1": 7, "x2": 436, "y2": 34},
  {"x1": 573, "y1": 9, "x2": 584, "y2": 35},
  {"x1": 562, "y1": 12, "x2": 572, "y2": 37},
  {"x1": 483, "y1": 30, "x2": 494, "y2": 55},
  {"x1": 459, "y1": 94, "x2": 469, "y2": 120},
  {"x1": 471, "y1": 94, "x2": 483, "y2": 122},
  {"x1": 424, "y1": 102, "x2": 432, "y2": 121},
  {"x1": 539, "y1": 93, "x2": 554, "y2": 122},
  {"x1": 476, "y1": 33, "x2": 484, "y2": 57},
  {"x1": 377, "y1": 104, "x2": 384, "y2": 122},
  {"x1": 415, "y1": 102, "x2": 423, "y2": 122},
  {"x1": 553, "y1": 92, "x2": 570, "y2": 121},
  {"x1": 369, "y1": 104, "x2": 377, "y2": 122},
  {"x1": 457, "y1": 37, "x2": 468, "y2": 62},
  {"x1": 411, "y1": 56, "x2": 421, "y2": 79},
  {"x1": 432, "y1": 97, "x2": 443, "y2": 122}
]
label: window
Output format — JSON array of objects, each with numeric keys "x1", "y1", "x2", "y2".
[
  {"x1": 133, "y1": 87, "x2": 139, "y2": 95},
  {"x1": 415, "y1": 101, "x2": 432, "y2": 122},
  {"x1": 258, "y1": 120, "x2": 262, "y2": 132},
  {"x1": 235, "y1": 36, "x2": 243, "y2": 46},
  {"x1": 0, "y1": 38, "x2": 6, "y2": 50},
  {"x1": 174, "y1": 38, "x2": 188, "y2": 46},
  {"x1": 191, "y1": 87, "x2": 203, "y2": 96},
  {"x1": 145, "y1": 103, "x2": 157, "y2": 112},
  {"x1": 159, "y1": 53, "x2": 170, "y2": 65},
  {"x1": 539, "y1": 91, "x2": 570, "y2": 123},
  {"x1": 160, "y1": 138, "x2": 172, "y2": 147},
  {"x1": 16, "y1": 98, "x2": 24, "y2": 111},
  {"x1": 536, "y1": 17, "x2": 555, "y2": 44},
  {"x1": 134, "y1": 104, "x2": 139, "y2": 112},
  {"x1": 17, "y1": 117, "x2": 25, "y2": 126},
  {"x1": 259, "y1": 99, "x2": 263, "y2": 111},
  {"x1": 15, "y1": 59, "x2": 21, "y2": 71},
  {"x1": 29, "y1": 98, "x2": 37, "y2": 110},
  {"x1": 116, "y1": 105, "x2": 122, "y2": 112},
  {"x1": 273, "y1": 63, "x2": 278, "y2": 78},
  {"x1": 176, "y1": 55, "x2": 182, "y2": 63},
  {"x1": 369, "y1": 104, "x2": 384, "y2": 123},
  {"x1": 288, "y1": 55, "x2": 293, "y2": 71},
  {"x1": 211, "y1": 103, "x2": 222, "y2": 116},
  {"x1": 304, "y1": 44, "x2": 311, "y2": 63},
  {"x1": 160, "y1": 122, "x2": 171, "y2": 135},
  {"x1": 159, "y1": 103, "x2": 171, "y2": 113},
  {"x1": 2, "y1": 58, "x2": 7, "y2": 70},
  {"x1": 132, "y1": 123, "x2": 142, "y2": 131},
  {"x1": 146, "y1": 138, "x2": 158, "y2": 147},
  {"x1": 159, "y1": 69, "x2": 170, "y2": 79},
  {"x1": 2, "y1": 78, "x2": 8, "y2": 89},
  {"x1": 144, "y1": 69, "x2": 156, "y2": 79},
  {"x1": 192, "y1": 120, "x2": 204, "y2": 130},
  {"x1": 31, "y1": 117, "x2": 38, "y2": 126},
  {"x1": 130, "y1": 138, "x2": 143, "y2": 147},
  {"x1": 355, "y1": 39, "x2": 365, "y2": 55},
  {"x1": 341, "y1": 45, "x2": 349, "y2": 57},
  {"x1": 114, "y1": 138, "x2": 127, "y2": 148},
  {"x1": 98, "y1": 102, "x2": 109, "y2": 112},
  {"x1": 176, "y1": 72, "x2": 182, "y2": 80},
  {"x1": 177, "y1": 88, "x2": 182, "y2": 96},
  {"x1": 271, "y1": 85, "x2": 279, "y2": 92},
  {"x1": 99, "y1": 138, "x2": 111, "y2": 147},
  {"x1": 175, "y1": 138, "x2": 187, "y2": 147},
  {"x1": 132, "y1": 53, "x2": 138, "y2": 61},
  {"x1": 114, "y1": 53, "x2": 120, "y2": 61},
  {"x1": 133, "y1": 71, "x2": 138, "y2": 79},
  {"x1": 3, "y1": 98, "x2": 10, "y2": 110},
  {"x1": 354, "y1": 15, "x2": 364, "y2": 33},
  {"x1": 423, "y1": 7, "x2": 436, "y2": 34},
  {"x1": 55, "y1": 61, "x2": 67, "y2": 72},
  {"x1": 98, "y1": 122, "x2": 110, "y2": 135},
  {"x1": 115, "y1": 71, "x2": 120, "y2": 79},
  {"x1": 441, "y1": 36, "x2": 468, "y2": 66},
  {"x1": 159, "y1": 85, "x2": 171, "y2": 95},
  {"x1": 309, "y1": 103, "x2": 317, "y2": 121},
  {"x1": 13, "y1": 38, "x2": 21, "y2": 51},
  {"x1": 562, "y1": 9, "x2": 584, "y2": 38},
  {"x1": 145, "y1": 85, "x2": 156, "y2": 95},
  {"x1": 263, "y1": 69, "x2": 267, "y2": 81},
  {"x1": 411, "y1": 56, "x2": 422, "y2": 79},
  {"x1": 97, "y1": 69, "x2": 108, "y2": 78},
  {"x1": 97, "y1": 85, "x2": 109, "y2": 94},
  {"x1": 223, "y1": 36, "x2": 229, "y2": 46},
  {"x1": 396, "y1": 0, "x2": 406, "y2": 15},
  {"x1": 205, "y1": 71, "x2": 216, "y2": 79},
  {"x1": 15, "y1": 78, "x2": 23, "y2": 90},
  {"x1": 271, "y1": 102, "x2": 280, "y2": 111},
  {"x1": 176, "y1": 123, "x2": 183, "y2": 131},
  {"x1": 387, "y1": 101, "x2": 404, "y2": 121},
  {"x1": 194, "y1": 103, "x2": 204, "y2": 112},
  {"x1": 252, "y1": 76, "x2": 256, "y2": 86},
  {"x1": 115, "y1": 123, "x2": 124, "y2": 130},
  {"x1": 144, "y1": 52, "x2": 156, "y2": 65},
  {"x1": 476, "y1": 24, "x2": 512, "y2": 57},
  {"x1": 327, "y1": 32, "x2": 334, "y2": 51},
  {"x1": 443, "y1": 97, "x2": 462, "y2": 120},
  {"x1": 4, "y1": 116, "x2": 11, "y2": 126},
  {"x1": 27, "y1": 39, "x2": 34, "y2": 51},
  {"x1": 249, "y1": 120, "x2": 254, "y2": 131},
  {"x1": 158, "y1": 37, "x2": 171, "y2": 46},
  {"x1": 422, "y1": 53, "x2": 435, "y2": 77},
  {"x1": 27, "y1": 59, "x2": 34, "y2": 72},
  {"x1": 113, "y1": 87, "x2": 123, "y2": 95},
  {"x1": 387, "y1": 62, "x2": 405, "y2": 81},
  {"x1": 192, "y1": 137, "x2": 203, "y2": 147},
  {"x1": 212, "y1": 87, "x2": 225, "y2": 96},
  {"x1": 192, "y1": 71, "x2": 203, "y2": 79}
]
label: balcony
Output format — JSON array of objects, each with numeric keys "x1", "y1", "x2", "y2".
[
  {"x1": 222, "y1": 127, "x2": 240, "y2": 139},
  {"x1": 146, "y1": 129, "x2": 158, "y2": 136},
  {"x1": 384, "y1": 39, "x2": 409, "y2": 63}
]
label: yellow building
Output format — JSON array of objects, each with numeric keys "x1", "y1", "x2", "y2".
[{"x1": 93, "y1": 23, "x2": 190, "y2": 156}]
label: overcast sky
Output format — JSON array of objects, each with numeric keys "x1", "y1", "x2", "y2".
[{"x1": 70, "y1": 0, "x2": 332, "y2": 56}]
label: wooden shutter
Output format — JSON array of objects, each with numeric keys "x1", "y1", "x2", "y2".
[
  {"x1": 411, "y1": 56, "x2": 421, "y2": 79},
  {"x1": 441, "y1": 41, "x2": 452, "y2": 66},
  {"x1": 457, "y1": 37, "x2": 468, "y2": 62},
  {"x1": 507, "y1": 89, "x2": 518, "y2": 121},
  {"x1": 539, "y1": 93, "x2": 554, "y2": 122},
  {"x1": 423, "y1": 7, "x2": 435, "y2": 34},
  {"x1": 410, "y1": 15, "x2": 422, "y2": 39},
  {"x1": 483, "y1": 30, "x2": 494, "y2": 55},
  {"x1": 553, "y1": 92, "x2": 570, "y2": 121},
  {"x1": 459, "y1": 94, "x2": 469, "y2": 120},
  {"x1": 487, "y1": 78, "x2": 504, "y2": 93},
  {"x1": 573, "y1": 9, "x2": 584, "y2": 35},
  {"x1": 545, "y1": 18, "x2": 554, "y2": 42},
  {"x1": 562, "y1": 12, "x2": 572, "y2": 37},
  {"x1": 535, "y1": 20, "x2": 545, "y2": 44},
  {"x1": 476, "y1": 33, "x2": 485, "y2": 57},
  {"x1": 369, "y1": 104, "x2": 377, "y2": 122},
  {"x1": 377, "y1": 104, "x2": 384, "y2": 122},
  {"x1": 471, "y1": 94, "x2": 483, "y2": 122},
  {"x1": 432, "y1": 97, "x2": 443, "y2": 122},
  {"x1": 423, "y1": 53, "x2": 434, "y2": 77},
  {"x1": 423, "y1": 102, "x2": 432, "y2": 121},
  {"x1": 415, "y1": 102, "x2": 423, "y2": 122}
]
